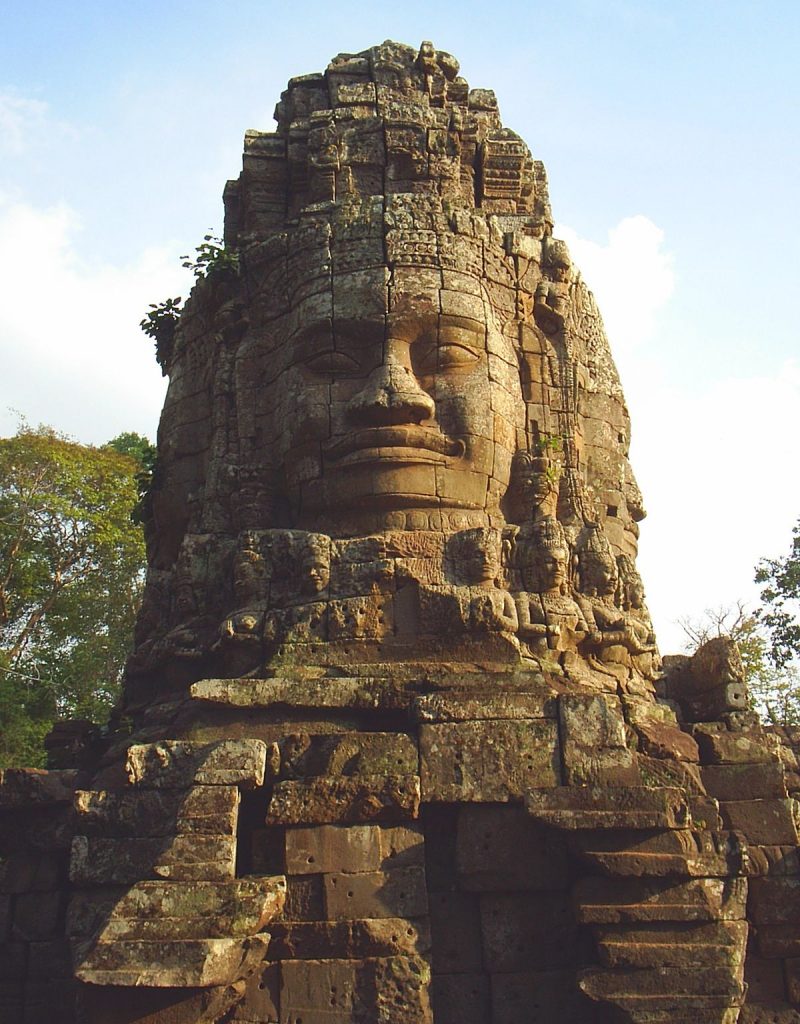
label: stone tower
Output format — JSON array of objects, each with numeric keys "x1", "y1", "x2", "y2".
[{"x1": 2, "y1": 40, "x2": 800, "y2": 1024}]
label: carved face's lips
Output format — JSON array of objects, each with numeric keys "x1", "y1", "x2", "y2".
[{"x1": 324, "y1": 427, "x2": 465, "y2": 467}]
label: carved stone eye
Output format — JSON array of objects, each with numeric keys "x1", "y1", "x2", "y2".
[
  {"x1": 304, "y1": 351, "x2": 360, "y2": 375},
  {"x1": 411, "y1": 338, "x2": 479, "y2": 375},
  {"x1": 436, "y1": 342, "x2": 480, "y2": 370}
]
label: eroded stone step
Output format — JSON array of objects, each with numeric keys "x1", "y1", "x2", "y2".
[
  {"x1": 525, "y1": 786, "x2": 690, "y2": 830},
  {"x1": 574, "y1": 877, "x2": 748, "y2": 924},
  {"x1": 594, "y1": 921, "x2": 747, "y2": 969},
  {"x1": 579, "y1": 964, "x2": 744, "y2": 1010},
  {"x1": 575, "y1": 828, "x2": 745, "y2": 877}
]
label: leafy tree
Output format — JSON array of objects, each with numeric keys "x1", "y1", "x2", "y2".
[
  {"x1": 0, "y1": 426, "x2": 147, "y2": 767},
  {"x1": 679, "y1": 601, "x2": 800, "y2": 726},
  {"x1": 755, "y1": 518, "x2": 800, "y2": 669},
  {"x1": 106, "y1": 431, "x2": 158, "y2": 518}
]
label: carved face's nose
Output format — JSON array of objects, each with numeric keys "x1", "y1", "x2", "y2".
[{"x1": 347, "y1": 352, "x2": 435, "y2": 426}]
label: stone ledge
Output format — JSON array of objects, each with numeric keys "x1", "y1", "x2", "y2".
[
  {"x1": 574, "y1": 877, "x2": 748, "y2": 925},
  {"x1": 190, "y1": 676, "x2": 410, "y2": 710},
  {"x1": 69, "y1": 835, "x2": 237, "y2": 885},
  {"x1": 69, "y1": 877, "x2": 286, "y2": 942},
  {"x1": 73, "y1": 786, "x2": 240, "y2": 837},
  {"x1": 525, "y1": 786, "x2": 690, "y2": 830},
  {"x1": 266, "y1": 774, "x2": 420, "y2": 825},
  {"x1": 413, "y1": 691, "x2": 557, "y2": 722},
  {"x1": 125, "y1": 740, "x2": 271, "y2": 789},
  {"x1": 74, "y1": 934, "x2": 270, "y2": 987}
]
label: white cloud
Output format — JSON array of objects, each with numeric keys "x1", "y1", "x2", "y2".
[
  {"x1": 558, "y1": 215, "x2": 800, "y2": 654},
  {"x1": 635, "y1": 361, "x2": 800, "y2": 654},
  {"x1": 0, "y1": 90, "x2": 75, "y2": 157},
  {"x1": 556, "y1": 215, "x2": 674, "y2": 352},
  {"x1": 0, "y1": 197, "x2": 186, "y2": 444}
]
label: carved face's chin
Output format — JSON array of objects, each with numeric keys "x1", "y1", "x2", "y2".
[{"x1": 291, "y1": 456, "x2": 497, "y2": 524}]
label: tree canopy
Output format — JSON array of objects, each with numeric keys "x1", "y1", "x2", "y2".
[
  {"x1": 756, "y1": 518, "x2": 800, "y2": 670},
  {"x1": 0, "y1": 427, "x2": 147, "y2": 767}
]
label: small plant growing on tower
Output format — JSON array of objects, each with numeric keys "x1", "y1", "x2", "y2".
[
  {"x1": 533, "y1": 432, "x2": 564, "y2": 483},
  {"x1": 181, "y1": 232, "x2": 239, "y2": 279},
  {"x1": 139, "y1": 297, "x2": 183, "y2": 375}
]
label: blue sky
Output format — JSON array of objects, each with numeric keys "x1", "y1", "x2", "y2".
[{"x1": 2, "y1": 0, "x2": 798, "y2": 651}]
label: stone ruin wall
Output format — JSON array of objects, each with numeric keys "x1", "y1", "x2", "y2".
[{"x1": 2, "y1": 40, "x2": 800, "y2": 1024}]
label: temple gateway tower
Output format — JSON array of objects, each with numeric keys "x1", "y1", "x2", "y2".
[{"x1": 3, "y1": 40, "x2": 800, "y2": 1024}]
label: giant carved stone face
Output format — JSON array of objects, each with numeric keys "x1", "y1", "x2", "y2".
[{"x1": 252, "y1": 262, "x2": 525, "y2": 535}]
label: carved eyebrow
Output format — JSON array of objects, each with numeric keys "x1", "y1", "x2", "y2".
[
  {"x1": 438, "y1": 322, "x2": 485, "y2": 347},
  {"x1": 331, "y1": 318, "x2": 386, "y2": 347},
  {"x1": 438, "y1": 315, "x2": 485, "y2": 337},
  {"x1": 291, "y1": 323, "x2": 336, "y2": 363}
]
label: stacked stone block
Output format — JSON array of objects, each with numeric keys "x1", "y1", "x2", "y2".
[{"x1": 3, "y1": 39, "x2": 800, "y2": 1023}]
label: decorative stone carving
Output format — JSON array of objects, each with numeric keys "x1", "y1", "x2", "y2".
[
  {"x1": 4, "y1": 38, "x2": 798, "y2": 1024},
  {"x1": 513, "y1": 516, "x2": 590, "y2": 659}
]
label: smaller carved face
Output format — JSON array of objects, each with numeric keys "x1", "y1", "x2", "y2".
[
  {"x1": 456, "y1": 528, "x2": 503, "y2": 585},
  {"x1": 539, "y1": 546, "x2": 569, "y2": 592},
  {"x1": 625, "y1": 577, "x2": 645, "y2": 610},
  {"x1": 521, "y1": 543, "x2": 568, "y2": 593},
  {"x1": 581, "y1": 553, "x2": 618, "y2": 597},
  {"x1": 299, "y1": 552, "x2": 331, "y2": 596}
]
